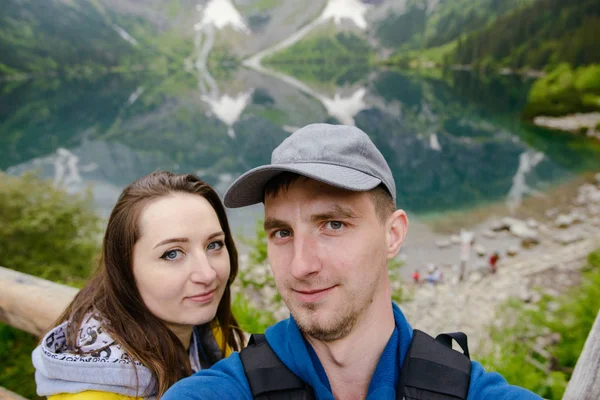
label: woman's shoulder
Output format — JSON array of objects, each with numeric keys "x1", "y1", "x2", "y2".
[{"x1": 48, "y1": 391, "x2": 142, "y2": 400}]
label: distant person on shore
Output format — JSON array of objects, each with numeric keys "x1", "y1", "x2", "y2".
[
  {"x1": 489, "y1": 251, "x2": 500, "y2": 274},
  {"x1": 412, "y1": 268, "x2": 421, "y2": 284},
  {"x1": 426, "y1": 264, "x2": 443, "y2": 285},
  {"x1": 32, "y1": 172, "x2": 245, "y2": 399},
  {"x1": 164, "y1": 123, "x2": 542, "y2": 399},
  {"x1": 459, "y1": 229, "x2": 474, "y2": 281}
]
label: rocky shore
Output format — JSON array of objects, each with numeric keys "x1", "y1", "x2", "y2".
[
  {"x1": 533, "y1": 113, "x2": 600, "y2": 141},
  {"x1": 403, "y1": 172, "x2": 600, "y2": 354}
]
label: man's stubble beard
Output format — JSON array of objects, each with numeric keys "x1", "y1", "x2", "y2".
[{"x1": 284, "y1": 287, "x2": 374, "y2": 343}]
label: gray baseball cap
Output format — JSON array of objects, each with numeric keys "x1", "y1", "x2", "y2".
[{"x1": 223, "y1": 123, "x2": 396, "y2": 208}]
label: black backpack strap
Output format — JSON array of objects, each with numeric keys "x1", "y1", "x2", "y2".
[
  {"x1": 397, "y1": 329, "x2": 472, "y2": 400},
  {"x1": 240, "y1": 334, "x2": 316, "y2": 400},
  {"x1": 435, "y1": 332, "x2": 470, "y2": 359}
]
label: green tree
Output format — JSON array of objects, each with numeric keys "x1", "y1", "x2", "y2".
[
  {"x1": 0, "y1": 171, "x2": 102, "y2": 284},
  {"x1": 0, "y1": 172, "x2": 102, "y2": 399}
]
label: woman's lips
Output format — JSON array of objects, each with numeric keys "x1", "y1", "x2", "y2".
[{"x1": 186, "y1": 289, "x2": 216, "y2": 303}]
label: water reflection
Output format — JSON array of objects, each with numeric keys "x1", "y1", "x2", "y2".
[{"x1": 2, "y1": 65, "x2": 599, "y2": 220}]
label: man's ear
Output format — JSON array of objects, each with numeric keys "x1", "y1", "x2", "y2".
[{"x1": 386, "y1": 209, "x2": 408, "y2": 259}]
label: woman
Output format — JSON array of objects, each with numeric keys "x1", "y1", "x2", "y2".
[{"x1": 32, "y1": 172, "x2": 245, "y2": 399}]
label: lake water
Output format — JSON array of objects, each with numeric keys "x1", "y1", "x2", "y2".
[{"x1": 2, "y1": 65, "x2": 600, "y2": 256}]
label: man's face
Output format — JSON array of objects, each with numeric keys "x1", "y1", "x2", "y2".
[{"x1": 264, "y1": 178, "x2": 399, "y2": 342}]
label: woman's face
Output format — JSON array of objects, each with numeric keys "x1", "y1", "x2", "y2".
[{"x1": 132, "y1": 193, "x2": 230, "y2": 333}]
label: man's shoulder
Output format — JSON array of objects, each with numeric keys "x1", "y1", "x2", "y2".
[
  {"x1": 163, "y1": 353, "x2": 252, "y2": 400},
  {"x1": 468, "y1": 361, "x2": 542, "y2": 399}
]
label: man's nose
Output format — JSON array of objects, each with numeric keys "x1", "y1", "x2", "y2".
[{"x1": 290, "y1": 232, "x2": 321, "y2": 280}]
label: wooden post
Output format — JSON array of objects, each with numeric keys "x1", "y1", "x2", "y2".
[
  {"x1": 0, "y1": 387, "x2": 28, "y2": 400},
  {"x1": 0, "y1": 266, "x2": 77, "y2": 337},
  {"x1": 563, "y1": 309, "x2": 600, "y2": 400}
]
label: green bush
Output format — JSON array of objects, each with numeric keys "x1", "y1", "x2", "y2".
[
  {"x1": 480, "y1": 249, "x2": 600, "y2": 399},
  {"x1": 0, "y1": 171, "x2": 102, "y2": 285},
  {"x1": 0, "y1": 172, "x2": 102, "y2": 398},
  {"x1": 573, "y1": 64, "x2": 600, "y2": 92},
  {"x1": 232, "y1": 292, "x2": 277, "y2": 334},
  {"x1": 524, "y1": 63, "x2": 600, "y2": 118},
  {"x1": 246, "y1": 219, "x2": 268, "y2": 266},
  {"x1": 0, "y1": 323, "x2": 42, "y2": 399}
]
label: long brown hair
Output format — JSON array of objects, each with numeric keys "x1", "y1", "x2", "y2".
[{"x1": 53, "y1": 171, "x2": 244, "y2": 398}]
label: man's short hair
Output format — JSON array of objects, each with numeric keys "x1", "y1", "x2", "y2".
[{"x1": 264, "y1": 172, "x2": 396, "y2": 223}]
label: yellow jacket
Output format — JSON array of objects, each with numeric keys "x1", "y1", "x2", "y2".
[{"x1": 46, "y1": 326, "x2": 233, "y2": 400}]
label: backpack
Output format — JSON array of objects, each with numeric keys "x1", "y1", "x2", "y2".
[{"x1": 240, "y1": 329, "x2": 471, "y2": 400}]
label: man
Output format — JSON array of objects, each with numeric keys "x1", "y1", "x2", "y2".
[{"x1": 164, "y1": 124, "x2": 541, "y2": 399}]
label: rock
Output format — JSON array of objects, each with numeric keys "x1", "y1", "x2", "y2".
[
  {"x1": 589, "y1": 190, "x2": 600, "y2": 204},
  {"x1": 490, "y1": 219, "x2": 509, "y2": 232},
  {"x1": 507, "y1": 246, "x2": 519, "y2": 257},
  {"x1": 538, "y1": 223, "x2": 553, "y2": 235},
  {"x1": 595, "y1": 173, "x2": 600, "y2": 186},
  {"x1": 435, "y1": 239, "x2": 451, "y2": 248},
  {"x1": 545, "y1": 208, "x2": 559, "y2": 218},
  {"x1": 520, "y1": 290, "x2": 533, "y2": 303},
  {"x1": 495, "y1": 292, "x2": 509, "y2": 303},
  {"x1": 503, "y1": 217, "x2": 523, "y2": 229},
  {"x1": 481, "y1": 229, "x2": 497, "y2": 239},
  {"x1": 450, "y1": 235, "x2": 461, "y2": 245},
  {"x1": 574, "y1": 194, "x2": 587, "y2": 206},
  {"x1": 578, "y1": 183, "x2": 596, "y2": 195},
  {"x1": 474, "y1": 244, "x2": 487, "y2": 257},
  {"x1": 491, "y1": 217, "x2": 528, "y2": 233},
  {"x1": 555, "y1": 214, "x2": 575, "y2": 228},
  {"x1": 571, "y1": 210, "x2": 586, "y2": 223},
  {"x1": 468, "y1": 272, "x2": 483, "y2": 283},
  {"x1": 521, "y1": 238, "x2": 540, "y2": 248},
  {"x1": 553, "y1": 231, "x2": 585, "y2": 245},
  {"x1": 526, "y1": 218, "x2": 539, "y2": 229},
  {"x1": 578, "y1": 184, "x2": 600, "y2": 204},
  {"x1": 510, "y1": 221, "x2": 539, "y2": 245},
  {"x1": 588, "y1": 204, "x2": 600, "y2": 216}
]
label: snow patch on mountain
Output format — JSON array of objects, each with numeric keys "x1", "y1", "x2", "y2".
[
  {"x1": 201, "y1": 90, "x2": 253, "y2": 138},
  {"x1": 112, "y1": 24, "x2": 138, "y2": 46},
  {"x1": 318, "y1": 0, "x2": 370, "y2": 30},
  {"x1": 194, "y1": 0, "x2": 250, "y2": 34},
  {"x1": 322, "y1": 88, "x2": 367, "y2": 125}
]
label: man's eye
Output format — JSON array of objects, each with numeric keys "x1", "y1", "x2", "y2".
[
  {"x1": 160, "y1": 249, "x2": 183, "y2": 261},
  {"x1": 325, "y1": 221, "x2": 345, "y2": 230},
  {"x1": 273, "y1": 229, "x2": 292, "y2": 238}
]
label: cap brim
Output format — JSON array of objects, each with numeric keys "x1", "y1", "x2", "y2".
[{"x1": 224, "y1": 163, "x2": 381, "y2": 208}]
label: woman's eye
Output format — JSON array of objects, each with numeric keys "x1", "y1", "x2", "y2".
[
  {"x1": 160, "y1": 249, "x2": 183, "y2": 261},
  {"x1": 207, "y1": 240, "x2": 224, "y2": 251},
  {"x1": 325, "y1": 221, "x2": 345, "y2": 230},
  {"x1": 273, "y1": 229, "x2": 292, "y2": 238}
]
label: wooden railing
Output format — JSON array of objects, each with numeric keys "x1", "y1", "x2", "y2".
[
  {"x1": 0, "y1": 266, "x2": 76, "y2": 337},
  {"x1": 0, "y1": 387, "x2": 28, "y2": 400},
  {"x1": 1, "y1": 265, "x2": 599, "y2": 399},
  {"x1": 562, "y1": 308, "x2": 600, "y2": 400}
]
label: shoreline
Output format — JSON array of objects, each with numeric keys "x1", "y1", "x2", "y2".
[{"x1": 533, "y1": 112, "x2": 600, "y2": 141}]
